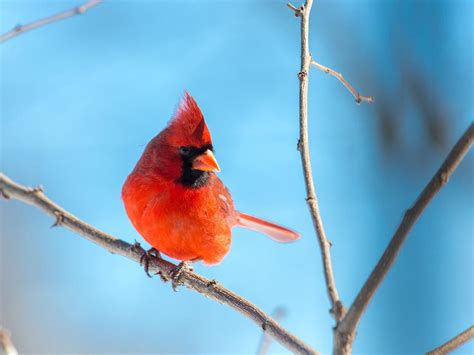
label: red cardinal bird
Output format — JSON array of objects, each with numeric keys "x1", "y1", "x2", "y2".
[{"x1": 122, "y1": 93, "x2": 299, "y2": 269}]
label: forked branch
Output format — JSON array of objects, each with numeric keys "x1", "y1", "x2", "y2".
[
  {"x1": 0, "y1": 173, "x2": 317, "y2": 355},
  {"x1": 0, "y1": 0, "x2": 102, "y2": 42},
  {"x1": 288, "y1": 2, "x2": 473, "y2": 353}
]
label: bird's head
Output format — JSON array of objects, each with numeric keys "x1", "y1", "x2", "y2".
[{"x1": 138, "y1": 92, "x2": 220, "y2": 188}]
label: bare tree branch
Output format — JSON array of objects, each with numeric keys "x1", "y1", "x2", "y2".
[
  {"x1": 310, "y1": 59, "x2": 374, "y2": 104},
  {"x1": 0, "y1": 0, "x2": 102, "y2": 42},
  {"x1": 288, "y1": 0, "x2": 345, "y2": 321},
  {"x1": 290, "y1": 1, "x2": 472, "y2": 353},
  {"x1": 257, "y1": 307, "x2": 287, "y2": 355},
  {"x1": 426, "y1": 325, "x2": 474, "y2": 355},
  {"x1": 0, "y1": 173, "x2": 317, "y2": 355},
  {"x1": 335, "y1": 123, "x2": 474, "y2": 353},
  {"x1": 0, "y1": 328, "x2": 18, "y2": 355}
]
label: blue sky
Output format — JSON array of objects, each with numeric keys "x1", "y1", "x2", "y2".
[{"x1": 1, "y1": 0, "x2": 472, "y2": 354}]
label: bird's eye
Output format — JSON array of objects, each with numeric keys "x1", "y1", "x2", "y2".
[{"x1": 179, "y1": 146, "x2": 191, "y2": 155}]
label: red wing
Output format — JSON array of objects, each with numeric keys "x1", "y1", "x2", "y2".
[{"x1": 236, "y1": 212, "x2": 300, "y2": 243}]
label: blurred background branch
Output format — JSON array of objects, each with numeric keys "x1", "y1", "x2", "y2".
[
  {"x1": 0, "y1": 173, "x2": 317, "y2": 355},
  {"x1": 426, "y1": 325, "x2": 474, "y2": 355},
  {"x1": 324, "y1": 2, "x2": 463, "y2": 160},
  {"x1": 257, "y1": 306, "x2": 287, "y2": 355},
  {"x1": 0, "y1": 328, "x2": 18, "y2": 355},
  {"x1": 0, "y1": 0, "x2": 102, "y2": 42}
]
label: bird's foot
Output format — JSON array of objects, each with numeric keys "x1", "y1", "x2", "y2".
[
  {"x1": 170, "y1": 261, "x2": 193, "y2": 291},
  {"x1": 141, "y1": 248, "x2": 162, "y2": 277},
  {"x1": 131, "y1": 241, "x2": 162, "y2": 278}
]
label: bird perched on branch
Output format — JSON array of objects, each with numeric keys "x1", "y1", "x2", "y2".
[{"x1": 122, "y1": 93, "x2": 299, "y2": 279}]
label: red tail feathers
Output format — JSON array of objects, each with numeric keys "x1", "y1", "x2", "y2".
[{"x1": 236, "y1": 212, "x2": 300, "y2": 243}]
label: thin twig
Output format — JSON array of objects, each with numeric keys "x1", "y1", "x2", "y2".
[
  {"x1": 426, "y1": 325, "x2": 474, "y2": 355},
  {"x1": 287, "y1": 3, "x2": 298, "y2": 13},
  {"x1": 335, "y1": 123, "x2": 474, "y2": 353},
  {"x1": 0, "y1": 0, "x2": 102, "y2": 42},
  {"x1": 257, "y1": 307, "x2": 287, "y2": 355},
  {"x1": 289, "y1": 0, "x2": 345, "y2": 321},
  {"x1": 0, "y1": 173, "x2": 317, "y2": 355},
  {"x1": 310, "y1": 59, "x2": 374, "y2": 104},
  {"x1": 0, "y1": 328, "x2": 18, "y2": 355}
]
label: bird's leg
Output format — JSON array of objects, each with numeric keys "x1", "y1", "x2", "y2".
[
  {"x1": 131, "y1": 241, "x2": 162, "y2": 278},
  {"x1": 170, "y1": 259, "x2": 199, "y2": 291}
]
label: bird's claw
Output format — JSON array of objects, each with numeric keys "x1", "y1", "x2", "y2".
[
  {"x1": 154, "y1": 270, "x2": 169, "y2": 283},
  {"x1": 131, "y1": 242, "x2": 161, "y2": 277},
  {"x1": 170, "y1": 261, "x2": 193, "y2": 291}
]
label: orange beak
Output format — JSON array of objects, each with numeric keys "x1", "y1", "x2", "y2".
[{"x1": 192, "y1": 149, "x2": 221, "y2": 172}]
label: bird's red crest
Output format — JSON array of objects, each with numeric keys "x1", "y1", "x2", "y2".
[{"x1": 166, "y1": 92, "x2": 212, "y2": 147}]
